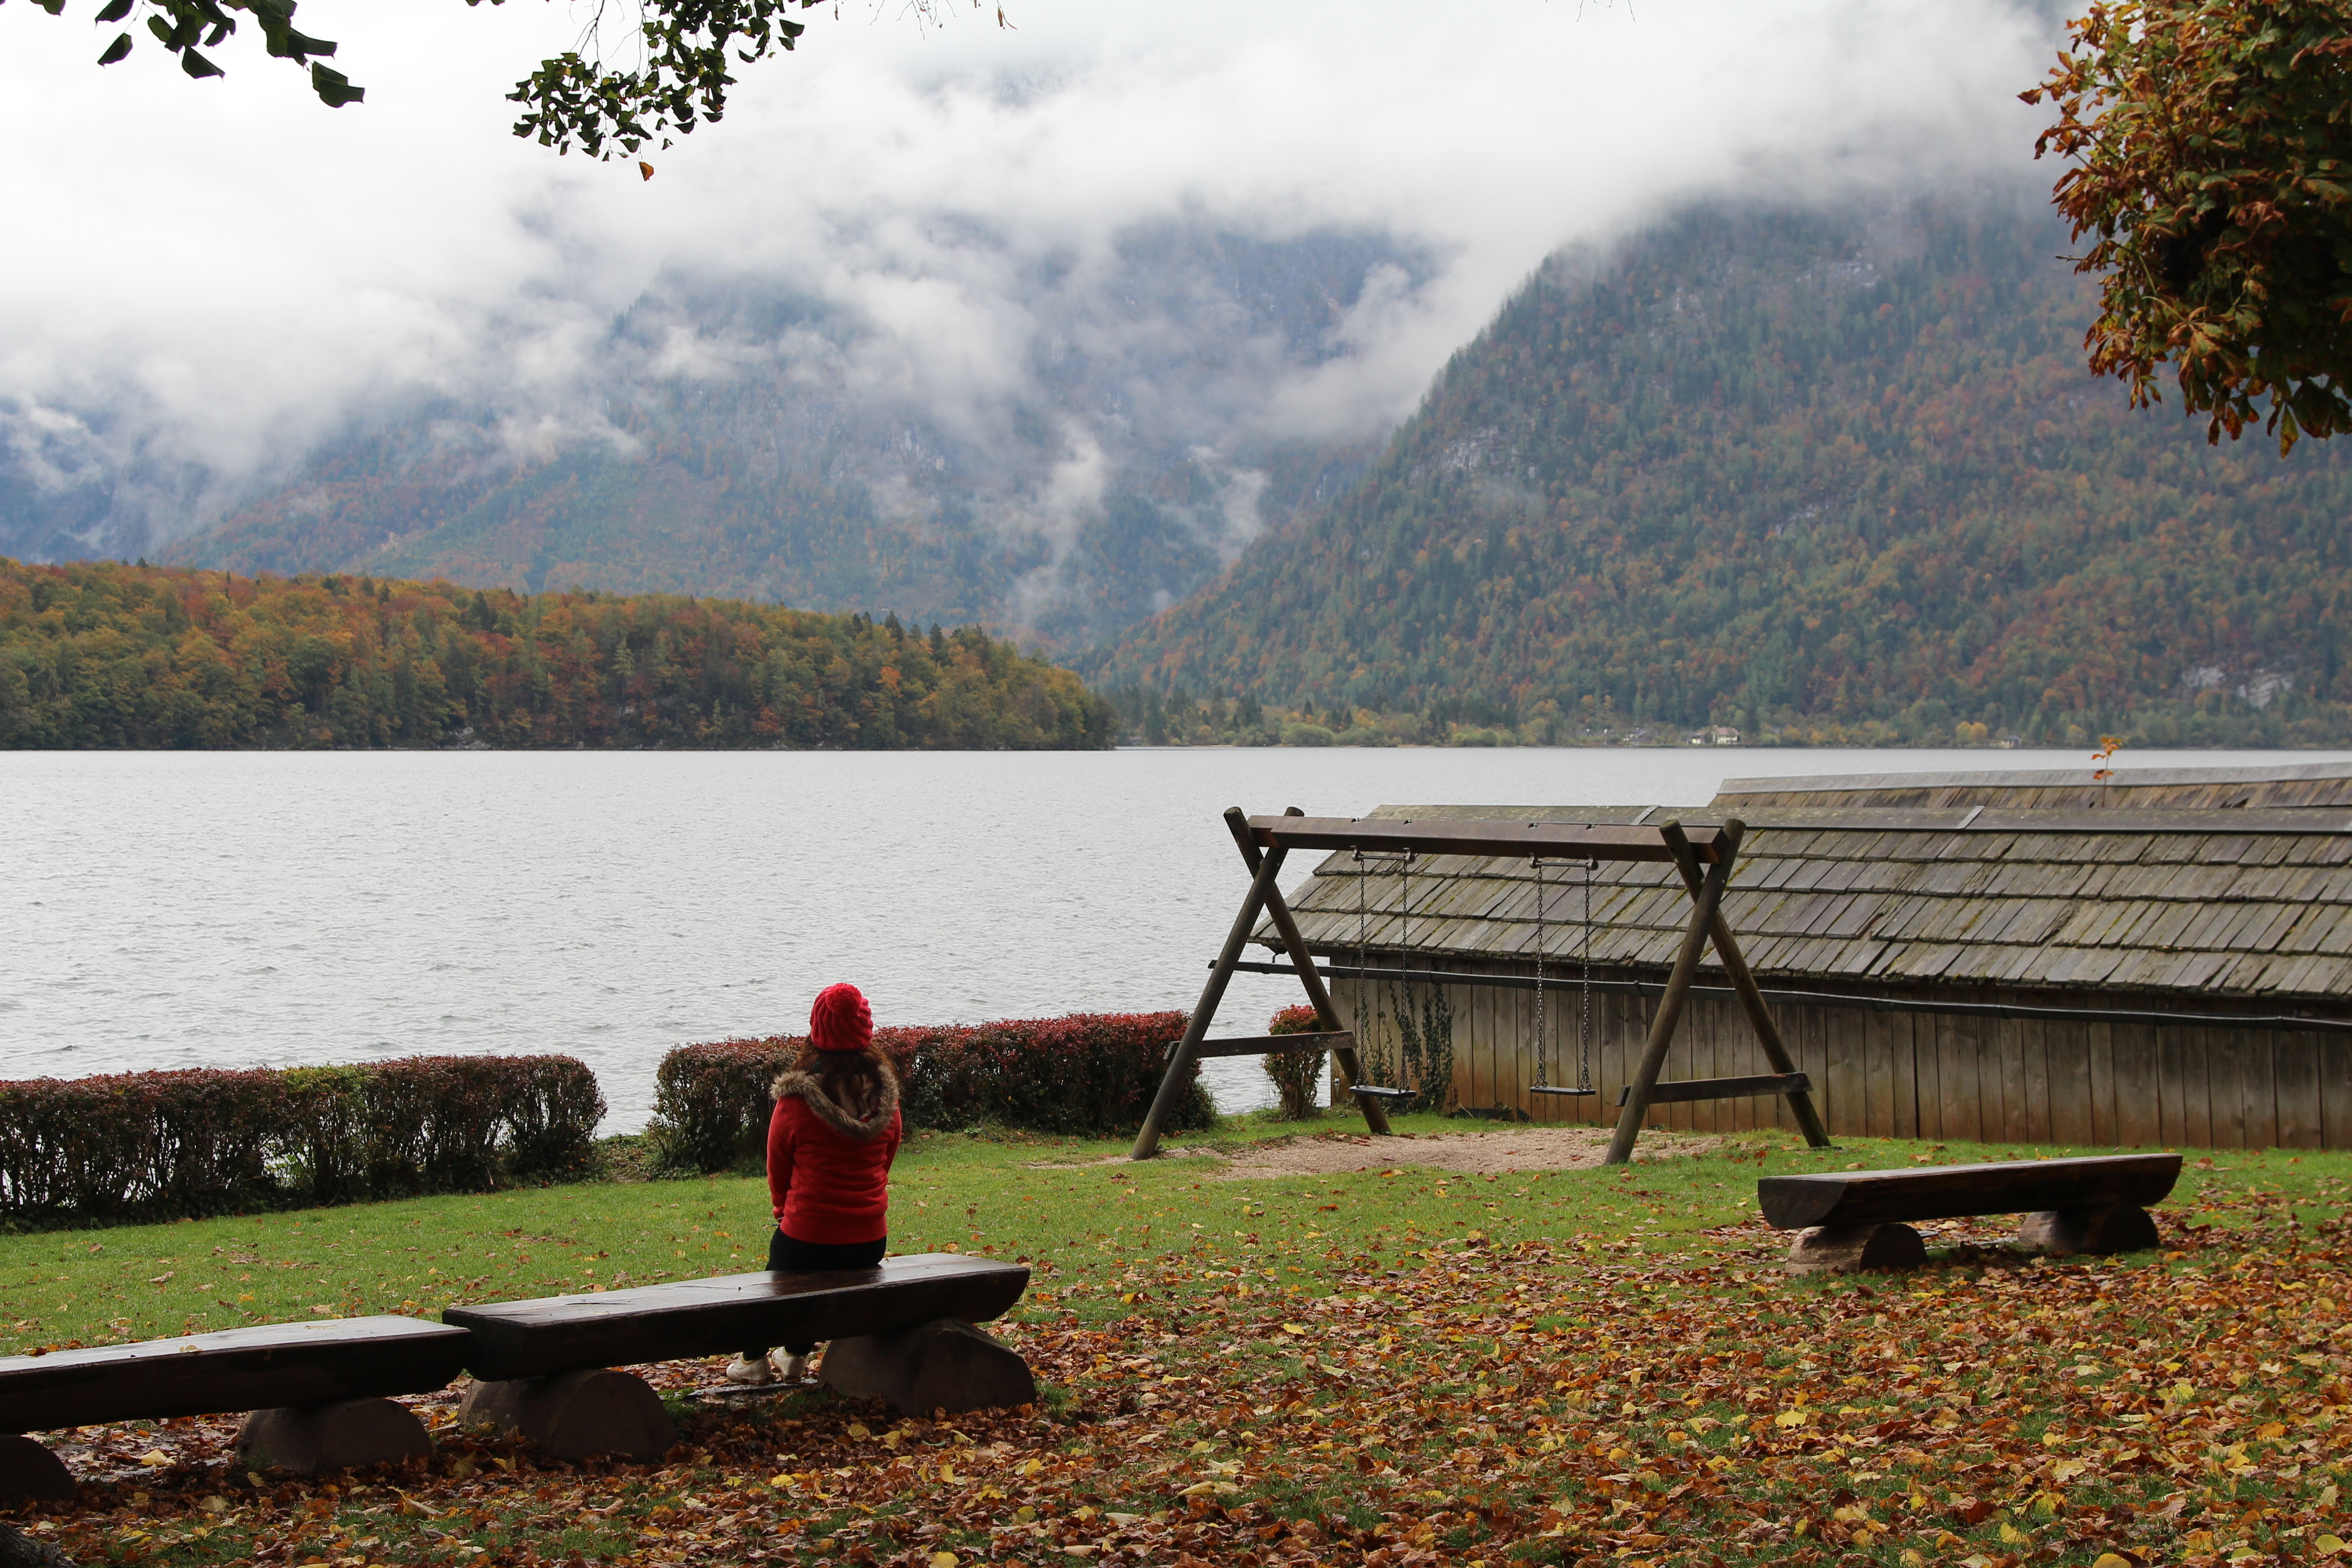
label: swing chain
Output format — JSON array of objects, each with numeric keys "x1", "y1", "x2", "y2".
[
  {"x1": 1529, "y1": 853, "x2": 1599, "y2": 1097},
  {"x1": 1532, "y1": 855, "x2": 1548, "y2": 1091},
  {"x1": 1578, "y1": 855, "x2": 1595, "y2": 1095},
  {"x1": 1352, "y1": 845, "x2": 1412, "y2": 1093}
]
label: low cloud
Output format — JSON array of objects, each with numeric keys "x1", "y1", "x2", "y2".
[{"x1": 1, "y1": 0, "x2": 2061, "y2": 582}]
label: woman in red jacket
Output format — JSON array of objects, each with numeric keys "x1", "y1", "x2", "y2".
[{"x1": 727, "y1": 982, "x2": 904, "y2": 1385}]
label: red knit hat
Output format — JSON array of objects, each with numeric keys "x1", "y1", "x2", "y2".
[{"x1": 809, "y1": 983, "x2": 874, "y2": 1052}]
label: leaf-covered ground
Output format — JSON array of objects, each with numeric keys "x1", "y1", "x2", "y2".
[{"x1": 5, "y1": 1125, "x2": 2349, "y2": 1568}]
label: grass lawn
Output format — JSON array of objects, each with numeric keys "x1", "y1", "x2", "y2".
[{"x1": 4, "y1": 1113, "x2": 2349, "y2": 1568}]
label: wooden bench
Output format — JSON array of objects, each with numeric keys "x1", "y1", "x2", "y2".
[
  {"x1": 0, "y1": 1255, "x2": 1036, "y2": 1490},
  {"x1": 0, "y1": 1316, "x2": 471, "y2": 1494},
  {"x1": 443, "y1": 1253, "x2": 1035, "y2": 1457},
  {"x1": 1758, "y1": 1152, "x2": 2183, "y2": 1273}
]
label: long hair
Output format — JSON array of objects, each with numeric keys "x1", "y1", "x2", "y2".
[{"x1": 791, "y1": 1040, "x2": 892, "y2": 1120}]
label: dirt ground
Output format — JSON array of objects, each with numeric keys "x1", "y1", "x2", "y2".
[{"x1": 1157, "y1": 1125, "x2": 1724, "y2": 1179}]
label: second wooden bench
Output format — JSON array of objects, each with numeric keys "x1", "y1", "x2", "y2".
[
  {"x1": 443, "y1": 1252, "x2": 1034, "y2": 1458},
  {"x1": 1758, "y1": 1152, "x2": 2183, "y2": 1272}
]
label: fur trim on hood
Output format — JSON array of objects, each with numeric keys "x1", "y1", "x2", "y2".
[{"x1": 770, "y1": 1057, "x2": 900, "y2": 1142}]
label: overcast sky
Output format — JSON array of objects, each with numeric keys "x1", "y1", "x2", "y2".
[{"x1": 3, "y1": 0, "x2": 2063, "y2": 500}]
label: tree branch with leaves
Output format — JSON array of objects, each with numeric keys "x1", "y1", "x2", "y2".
[
  {"x1": 2024, "y1": 0, "x2": 2352, "y2": 452},
  {"x1": 11, "y1": 0, "x2": 990, "y2": 162}
]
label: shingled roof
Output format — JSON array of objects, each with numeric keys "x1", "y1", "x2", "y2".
[
  {"x1": 1264, "y1": 800, "x2": 2352, "y2": 1009},
  {"x1": 1714, "y1": 759, "x2": 2352, "y2": 811}
]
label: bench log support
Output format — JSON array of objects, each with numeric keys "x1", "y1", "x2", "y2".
[
  {"x1": 238, "y1": 1397, "x2": 434, "y2": 1477},
  {"x1": 820, "y1": 1318, "x2": 1037, "y2": 1416},
  {"x1": 0, "y1": 1437, "x2": 73, "y2": 1504},
  {"x1": 1785, "y1": 1224, "x2": 1928, "y2": 1275},
  {"x1": 2017, "y1": 1205, "x2": 2161, "y2": 1257},
  {"x1": 460, "y1": 1369, "x2": 676, "y2": 1463}
]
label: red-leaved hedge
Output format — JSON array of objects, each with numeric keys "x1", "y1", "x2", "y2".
[
  {"x1": 1263, "y1": 1004, "x2": 1327, "y2": 1117},
  {"x1": 0, "y1": 1055, "x2": 604, "y2": 1229},
  {"x1": 648, "y1": 1011, "x2": 1213, "y2": 1173}
]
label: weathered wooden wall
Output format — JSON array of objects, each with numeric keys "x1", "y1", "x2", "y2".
[{"x1": 1329, "y1": 973, "x2": 2352, "y2": 1150}]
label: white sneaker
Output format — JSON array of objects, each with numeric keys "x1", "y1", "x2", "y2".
[
  {"x1": 779, "y1": 1351, "x2": 812, "y2": 1382},
  {"x1": 724, "y1": 1353, "x2": 777, "y2": 1386}
]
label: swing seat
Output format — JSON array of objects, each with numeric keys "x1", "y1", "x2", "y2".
[
  {"x1": 1528, "y1": 1085, "x2": 1598, "y2": 1097},
  {"x1": 1348, "y1": 1085, "x2": 1418, "y2": 1101}
]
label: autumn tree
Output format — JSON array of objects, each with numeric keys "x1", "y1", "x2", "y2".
[{"x1": 2024, "y1": 0, "x2": 2352, "y2": 451}]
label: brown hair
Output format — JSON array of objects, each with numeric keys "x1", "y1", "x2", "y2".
[{"x1": 791, "y1": 1040, "x2": 892, "y2": 1119}]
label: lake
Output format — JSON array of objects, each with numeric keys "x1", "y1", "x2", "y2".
[{"x1": 3, "y1": 745, "x2": 2339, "y2": 1128}]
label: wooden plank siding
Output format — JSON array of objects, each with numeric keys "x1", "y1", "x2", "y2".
[
  {"x1": 1280, "y1": 798, "x2": 2352, "y2": 1149},
  {"x1": 1327, "y1": 969, "x2": 2341, "y2": 1150}
]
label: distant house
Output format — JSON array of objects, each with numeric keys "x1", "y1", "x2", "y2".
[{"x1": 1255, "y1": 762, "x2": 2352, "y2": 1150}]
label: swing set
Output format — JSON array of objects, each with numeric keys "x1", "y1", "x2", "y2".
[{"x1": 1130, "y1": 808, "x2": 1833, "y2": 1165}]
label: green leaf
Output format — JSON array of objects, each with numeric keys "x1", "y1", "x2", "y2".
[
  {"x1": 179, "y1": 46, "x2": 223, "y2": 78},
  {"x1": 94, "y1": 0, "x2": 131, "y2": 21},
  {"x1": 96, "y1": 30, "x2": 132, "y2": 64},
  {"x1": 310, "y1": 59, "x2": 362, "y2": 106}
]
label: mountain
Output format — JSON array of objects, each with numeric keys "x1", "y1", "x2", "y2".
[
  {"x1": 1081, "y1": 196, "x2": 2352, "y2": 748},
  {"x1": 4, "y1": 223, "x2": 1425, "y2": 652}
]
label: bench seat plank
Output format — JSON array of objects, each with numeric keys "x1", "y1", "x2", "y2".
[
  {"x1": 0, "y1": 1316, "x2": 470, "y2": 1435},
  {"x1": 1759, "y1": 1153, "x2": 2182, "y2": 1230},
  {"x1": 445, "y1": 1253, "x2": 1029, "y2": 1382}
]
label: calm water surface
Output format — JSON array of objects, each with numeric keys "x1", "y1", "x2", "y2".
[{"x1": 2, "y1": 746, "x2": 2337, "y2": 1127}]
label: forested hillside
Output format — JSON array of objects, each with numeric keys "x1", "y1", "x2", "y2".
[
  {"x1": 0, "y1": 560, "x2": 1113, "y2": 749},
  {"x1": 2, "y1": 225, "x2": 1420, "y2": 650},
  {"x1": 1085, "y1": 198, "x2": 2352, "y2": 747}
]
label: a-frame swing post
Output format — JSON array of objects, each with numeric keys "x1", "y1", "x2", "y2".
[
  {"x1": 1659, "y1": 818, "x2": 1833, "y2": 1149},
  {"x1": 1603, "y1": 819, "x2": 1737, "y2": 1166},
  {"x1": 1221, "y1": 807, "x2": 1392, "y2": 1138},
  {"x1": 1131, "y1": 838, "x2": 1291, "y2": 1161}
]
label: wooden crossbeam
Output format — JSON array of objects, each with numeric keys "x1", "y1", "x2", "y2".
[
  {"x1": 1178, "y1": 1032, "x2": 1355, "y2": 1060},
  {"x1": 1615, "y1": 1071, "x2": 1812, "y2": 1107},
  {"x1": 1245, "y1": 816, "x2": 1728, "y2": 864}
]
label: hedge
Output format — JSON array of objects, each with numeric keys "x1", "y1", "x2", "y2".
[
  {"x1": 1263, "y1": 1004, "x2": 1326, "y2": 1117},
  {"x1": 648, "y1": 1011, "x2": 1213, "y2": 1174},
  {"x1": 0, "y1": 1055, "x2": 604, "y2": 1229}
]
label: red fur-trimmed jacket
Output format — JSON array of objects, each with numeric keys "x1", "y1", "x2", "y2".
[{"x1": 765, "y1": 1061, "x2": 903, "y2": 1245}]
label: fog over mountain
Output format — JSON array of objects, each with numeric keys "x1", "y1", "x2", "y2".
[{"x1": 2, "y1": 1, "x2": 2059, "y2": 641}]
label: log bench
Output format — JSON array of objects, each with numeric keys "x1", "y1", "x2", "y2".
[
  {"x1": 1758, "y1": 1152, "x2": 2183, "y2": 1274},
  {"x1": 0, "y1": 1315, "x2": 471, "y2": 1494},
  {"x1": 442, "y1": 1253, "x2": 1034, "y2": 1458},
  {"x1": 0, "y1": 1253, "x2": 1035, "y2": 1490}
]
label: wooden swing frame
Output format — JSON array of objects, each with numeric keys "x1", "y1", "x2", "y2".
[{"x1": 1129, "y1": 808, "x2": 1833, "y2": 1165}]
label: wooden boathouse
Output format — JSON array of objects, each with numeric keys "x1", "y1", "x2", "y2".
[{"x1": 1253, "y1": 763, "x2": 2352, "y2": 1150}]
